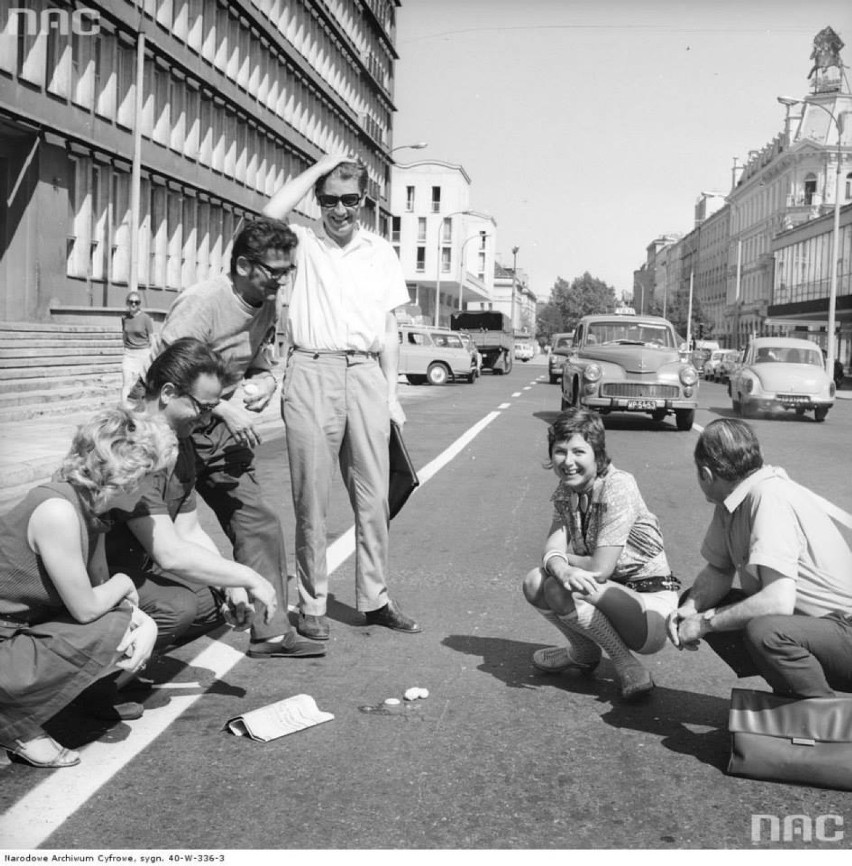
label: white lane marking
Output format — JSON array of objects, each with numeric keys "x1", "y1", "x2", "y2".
[
  {"x1": 498, "y1": 402, "x2": 511, "y2": 409},
  {"x1": 523, "y1": 386, "x2": 532, "y2": 391},
  {"x1": 690, "y1": 423, "x2": 852, "y2": 527},
  {"x1": 511, "y1": 392, "x2": 522, "y2": 397},
  {"x1": 1, "y1": 410, "x2": 503, "y2": 844},
  {"x1": 0, "y1": 640, "x2": 244, "y2": 848}
]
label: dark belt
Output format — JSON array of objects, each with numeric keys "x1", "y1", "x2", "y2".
[
  {"x1": 624, "y1": 575, "x2": 682, "y2": 593},
  {"x1": 292, "y1": 347, "x2": 380, "y2": 360}
]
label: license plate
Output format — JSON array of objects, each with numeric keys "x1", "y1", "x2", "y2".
[{"x1": 627, "y1": 400, "x2": 657, "y2": 410}]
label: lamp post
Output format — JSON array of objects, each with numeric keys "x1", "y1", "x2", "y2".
[
  {"x1": 434, "y1": 210, "x2": 472, "y2": 326},
  {"x1": 510, "y1": 246, "x2": 519, "y2": 337},
  {"x1": 777, "y1": 96, "x2": 850, "y2": 374},
  {"x1": 458, "y1": 231, "x2": 489, "y2": 310},
  {"x1": 390, "y1": 142, "x2": 428, "y2": 155}
]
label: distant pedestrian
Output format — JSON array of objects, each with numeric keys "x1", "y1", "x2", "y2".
[
  {"x1": 262, "y1": 152, "x2": 420, "y2": 641},
  {"x1": 121, "y1": 292, "x2": 155, "y2": 403},
  {"x1": 667, "y1": 418, "x2": 852, "y2": 698},
  {"x1": 0, "y1": 408, "x2": 171, "y2": 768},
  {"x1": 522, "y1": 408, "x2": 678, "y2": 701}
]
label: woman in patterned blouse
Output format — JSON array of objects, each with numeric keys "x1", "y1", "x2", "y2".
[{"x1": 522, "y1": 408, "x2": 679, "y2": 701}]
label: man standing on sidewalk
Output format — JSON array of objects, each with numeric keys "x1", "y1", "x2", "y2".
[
  {"x1": 263, "y1": 153, "x2": 420, "y2": 642},
  {"x1": 150, "y1": 218, "x2": 313, "y2": 658}
]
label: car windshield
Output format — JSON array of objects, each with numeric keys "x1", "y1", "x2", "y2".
[
  {"x1": 753, "y1": 346, "x2": 823, "y2": 366},
  {"x1": 554, "y1": 337, "x2": 572, "y2": 350},
  {"x1": 587, "y1": 321, "x2": 675, "y2": 348}
]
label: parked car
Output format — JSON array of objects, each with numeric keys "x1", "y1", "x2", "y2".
[
  {"x1": 548, "y1": 331, "x2": 574, "y2": 384},
  {"x1": 728, "y1": 337, "x2": 835, "y2": 421},
  {"x1": 457, "y1": 332, "x2": 482, "y2": 378},
  {"x1": 398, "y1": 325, "x2": 476, "y2": 385},
  {"x1": 717, "y1": 349, "x2": 743, "y2": 383},
  {"x1": 703, "y1": 349, "x2": 739, "y2": 382},
  {"x1": 514, "y1": 342, "x2": 534, "y2": 362},
  {"x1": 560, "y1": 314, "x2": 699, "y2": 430}
]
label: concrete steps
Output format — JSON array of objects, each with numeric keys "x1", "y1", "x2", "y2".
[{"x1": 0, "y1": 322, "x2": 123, "y2": 421}]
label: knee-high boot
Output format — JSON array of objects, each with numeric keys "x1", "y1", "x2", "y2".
[
  {"x1": 533, "y1": 608, "x2": 602, "y2": 673},
  {"x1": 560, "y1": 601, "x2": 654, "y2": 700}
]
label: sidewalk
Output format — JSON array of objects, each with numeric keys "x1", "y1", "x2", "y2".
[{"x1": 0, "y1": 391, "x2": 285, "y2": 511}]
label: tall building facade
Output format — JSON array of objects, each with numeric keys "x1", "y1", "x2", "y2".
[
  {"x1": 634, "y1": 29, "x2": 851, "y2": 356},
  {"x1": 0, "y1": 0, "x2": 402, "y2": 323},
  {"x1": 390, "y1": 159, "x2": 495, "y2": 326}
]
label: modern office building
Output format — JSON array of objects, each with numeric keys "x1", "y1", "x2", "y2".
[
  {"x1": 390, "y1": 159, "x2": 495, "y2": 326},
  {"x1": 0, "y1": 0, "x2": 402, "y2": 324}
]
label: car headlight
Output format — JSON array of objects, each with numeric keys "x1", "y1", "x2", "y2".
[
  {"x1": 744, "y1": 377, "x2": 754, "y2": 394},
  {"x1": 679, "y1": 365, "x2": 699, "y2": 386},
  {"x1": 584, "y1": 363, "x2": 602, "y2": 383}
]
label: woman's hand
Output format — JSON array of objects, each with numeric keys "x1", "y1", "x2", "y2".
[
  {"x1": 561, "y1": 568, "x2": 602, "y2": 596},
  {"x1": 116, "y1": 610, "x2": 157, "y2": 674}
]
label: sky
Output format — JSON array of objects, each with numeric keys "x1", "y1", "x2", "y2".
[{"x1": 391, "y1": 0, "x2": 852, "y2": 301}]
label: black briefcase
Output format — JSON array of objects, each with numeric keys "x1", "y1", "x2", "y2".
[{"x1": 388, "y1": 421, "x2": 419, "y2": 520}]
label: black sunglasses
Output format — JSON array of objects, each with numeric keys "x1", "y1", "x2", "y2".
[
  {"x1": 127, "y1": 299, "x2": 141, "y2": 306},
  {"x1": 317, "y1": 193, "x2": 362, "y2": 208},
  {"x1": 250, "y1": 259, "x2": 295, "y2": 281},
  {"x1": 183, "y1": 392, "x2": 220, "y2": 414}
]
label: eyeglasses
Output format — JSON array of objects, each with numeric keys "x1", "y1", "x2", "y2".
[
  {"x1": 183, "y1": 392, "x2": 220, "y2": 414},
  {"x1": 127, "y1": 299, "x2": 141, "y2": 306},
  {"x1": 317, "y1": 193, "x2": 362, "y2": 209},
  {"x1": 250, "y1": 259, "x2": 295, "y2": 282}
]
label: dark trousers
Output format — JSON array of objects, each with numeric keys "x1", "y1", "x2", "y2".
[
  {"x1": 192, "y1": 416, "x2": 292, "y2": 641},
  {"x1": 693, "y1": 590, "x2": 852, "y2": 698},
  {"x1": 135, "y1": 569, "x2": 223, "y2": 651}
]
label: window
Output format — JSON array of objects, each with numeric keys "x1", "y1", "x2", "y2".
[
  {"x1": 71, "y1": 31, "x2": 96, "y2": 108},
  {"x1": 116, "y1": 40, "x2": 136, "y2": 129},
  {"x1": 417, "y1": 217, "x2": 426, "y2": 243},
  {"x1": 391, "y1": 216, "x2": 400, "y2": 243},
  {"x1": 431, "y1": 186, "x2": 441, "y2": 213},
  {"x1": 416, "y1": 246, "x2": 425, "y2": 272},
  {"x1": 804, "y1": 174, "x2": 817, "y2": 206},
  {"x1": 440, "y1": 218, "x2": 452, "y2": 244},
  {"x1": 441, "y1": 246, "x2": 451, "y2": 273},
  {"x1": 111, "y1": 170, "x2": 131, "y2": 284},
  {"x1": 405, "y1": 185, "x2": 414, "y2": 211},
  {"x1": 67, "y1": 156, "x2": 93, "y2": 278},
  {"x1": 95, "y1": 36, "x2": 117, "y2": 120},
  {"x1": 170, "y1": 75, "x2": 186, "y2": 152},
  {"x1": 45, "y1": 11, "x2": 71, "y2": 97},
  {"x1": 846, "y1": 172, "x2": 852, "y2": 200}
]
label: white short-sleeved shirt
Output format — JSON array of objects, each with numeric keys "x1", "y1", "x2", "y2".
[
  {"x1": 287, "y1": 223, "x2": 410, "y2": 352},
  {"x1": 700, "y1": 465, "x2": 852, "y2": 617}
]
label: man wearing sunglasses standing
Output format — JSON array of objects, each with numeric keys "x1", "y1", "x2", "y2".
[
  {"x1": 263, "y1": 154, "x2": 420, "y2": 643},
  {"x1": 147, "y1": 218, "x2": 324, "y2": 659}
]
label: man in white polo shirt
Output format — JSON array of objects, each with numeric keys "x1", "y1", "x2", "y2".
[{"x1": 263, "y1": 154, "x2": 420, "y2": 642}]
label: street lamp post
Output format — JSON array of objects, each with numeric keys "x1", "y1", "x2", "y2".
[
  {"x1": 434, "y1": 210, "x2": 472, "y2": 326},
  {"x1": 510, "y1": 246, "x2": 519, "y2": 336},
  {"x1": 390, "y1": 142, "x2": 428, "y2": 155},
  {"x1": 777, "y1": 96, "x2": 849, "y2": 374},
  {"x1": 458, "y1": 232, "x2": 489, "y2": 310}
]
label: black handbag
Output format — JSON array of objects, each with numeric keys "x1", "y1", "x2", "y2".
[
  {"x1": 388, "y1": 421, "x2": 419, "y2": 520},
  {"x1": 727, "y1": 687, "x2": 852, "y2": 790}
]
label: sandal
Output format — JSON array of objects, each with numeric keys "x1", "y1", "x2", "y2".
[{"x1": 1, "y1": 734, "x2": 81, "y2": 768}]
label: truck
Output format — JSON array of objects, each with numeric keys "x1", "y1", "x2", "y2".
[{"x1": 450, "y1": 311, "x2": 514, "y2": 375}]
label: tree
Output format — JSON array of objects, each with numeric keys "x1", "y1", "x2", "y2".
[{"x1": 535, "y1": 272, "x2": 617, "y2": 344}]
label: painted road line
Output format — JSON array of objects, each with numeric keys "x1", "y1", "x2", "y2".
[
  {"x1": 0, "y1": 410, "x2": 504, "y2": 845},
  {"x1": 511, "y1": 392, "x2": 522, "y2": 397},
  {"x1": 0, "y1": 640, "x2": 245, "y2": 848},
  {"x1": 498, "y1": 402, "x2": 511, "y2": 409},
  {"x1": 523, "y1": 386, "x2": 532, "y2": 391}
]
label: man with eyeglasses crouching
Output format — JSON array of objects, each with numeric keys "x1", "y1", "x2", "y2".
[
  {"x1": 262, "y1": 153, "x2": 420, "y2": 644},
  {"x1": 136, "y1": 219, "x2": 325, "y2": 661}
]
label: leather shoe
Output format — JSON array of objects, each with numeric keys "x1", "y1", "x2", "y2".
[
  {"x1": 364, "y1": 600, "x2": 421, "y2": 633},
  {"x1": 248, "y1": 631, "x2": 326, "y2": 658},
  {"x1": 297, "y1": 613, "x2": 330, "y2": 641},
  {"x1": 82, "y1": 700, "x2": 145, "y2": 721}
]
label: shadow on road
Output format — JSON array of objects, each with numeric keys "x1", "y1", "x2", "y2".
[{"x1": 443, "y1": 632, "x2": 730, "y2": 770}]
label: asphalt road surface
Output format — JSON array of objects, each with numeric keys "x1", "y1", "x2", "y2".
[{"x1": 2, "y1": 360, "x2": 851, "y2": 852}]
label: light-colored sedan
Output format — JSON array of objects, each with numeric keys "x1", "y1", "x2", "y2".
[
  {"x1": 728, "y1": 337, "x2": 835, "y2": 422},
  {"x1": 561, "y1": 314, "x2": 699, "y2": 430}
]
